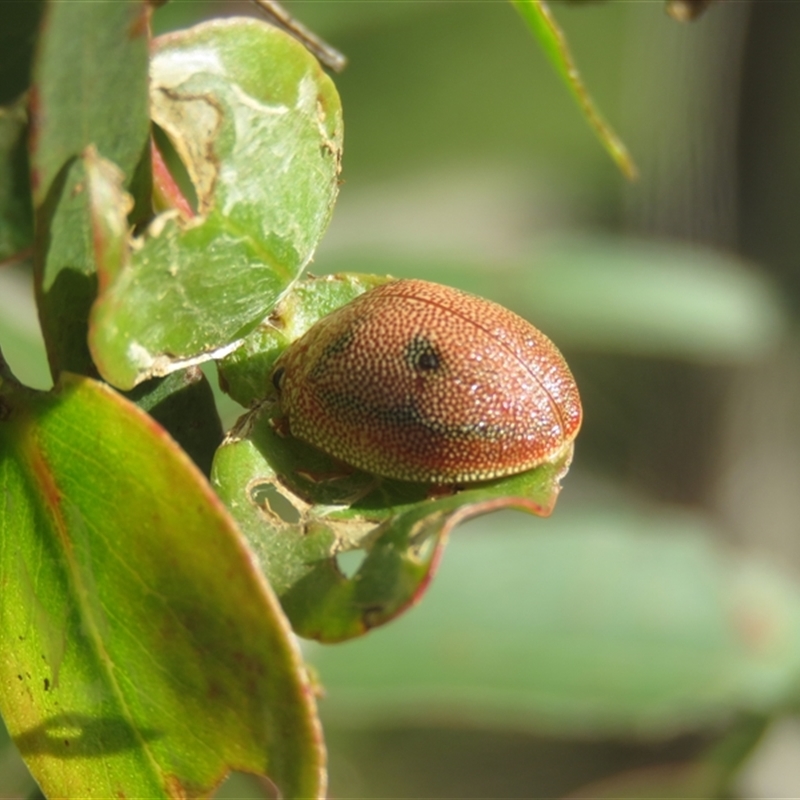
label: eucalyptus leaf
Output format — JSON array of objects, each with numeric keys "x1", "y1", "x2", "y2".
[
  {"x1": 89, "y1": 18, "x2": 343, "y2": 390},
  {"x1": 214, "y1": 416, "x2": 571, "y2": 642},
  {"x1": 29, "y1": 0, "x2": 150, "y2": 377},
  {"x1": 0, "y1": 365, "x2": 325, "y2": 799},
  {"x1": 310, "y1": 508, "x2": 800, "y2": 736}
]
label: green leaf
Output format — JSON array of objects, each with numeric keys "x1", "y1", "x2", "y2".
[
  {"x1": 309, "y1": 508, "x2": 800, "y2": 735},
  {"x1": 89, "y1": 18, "x2": 344, "y2": 390},
  {"x1": 29, "y1": 0, "x2": 151, "y2": 377},
  {"x1": 0, "y1": 365, "x2": 325, "y2": 799},
  {"x1": 29, "y1": 2, "x2": 150, "y2": 207},
  {"x1": 34, "y1": 158, "x2": 98, "y2": 377},
  {"x1": 510, "y1": 0, "x2": 637, "y2": 179},
  {"x1": 214, "y1": 424, "x2": 570, "y2": 643},
  {"x1": 0, "y1": 96, "x2": 33, "y2": 261},
  {"x1": 212, "y1": 275, "x2": 573, "y2": 642}
]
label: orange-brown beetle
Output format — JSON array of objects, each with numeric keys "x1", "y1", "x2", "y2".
[{"x1": 271, "y1": 279, "x2": 582, "y2": 483}]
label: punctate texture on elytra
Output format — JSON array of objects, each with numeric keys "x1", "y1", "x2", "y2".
[{"x1": 271, "y1": 279, "x2": 582, "y2": 483}]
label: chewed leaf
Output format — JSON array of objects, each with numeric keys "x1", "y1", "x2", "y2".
[
  {"x1": 0, "y1": 368, "x2": 324, "y2": 799},
  {"x1": 89, "y1": 18, "x2": 343, "y2": 390},
  {"x1": 212, "y1": 274, "x2": 572, "y2": 642},
  {"x1": 213, "y1": 403, "x2": 570, "y2": 642}
]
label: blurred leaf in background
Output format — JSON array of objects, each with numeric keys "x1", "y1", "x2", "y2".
[{"x1": 311, "y1": 507, "x2": 800, "y2": 734}]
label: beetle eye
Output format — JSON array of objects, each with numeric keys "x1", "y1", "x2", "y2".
[{"x1": 272, "y1": 366, "x2": 286, "y2": 392}]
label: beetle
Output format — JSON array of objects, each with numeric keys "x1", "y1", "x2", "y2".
[{"x1": 270, "y1": 279, "x2": 582, "y2": 484}]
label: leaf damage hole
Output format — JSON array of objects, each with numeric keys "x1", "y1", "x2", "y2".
[
  {"x1": 212, "y1": 770, "x2": 281, "y2": 799},
  {"x1": 335, "y1": 548, "x2": 367, "y2": 579},
  {"x1": 409, "y1": 533, "x2": 437, "y2": 565},
  {"x1": 362, "y1": 605, "x2": 385, "y2": 630},
  {"x1": 249, "y1": 481, "x2": 303, "y2": 525}
]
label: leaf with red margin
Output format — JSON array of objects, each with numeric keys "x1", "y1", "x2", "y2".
[
  {"x1": 212, "y1": 274, "x2": 571, "y2": 642},
  {"x1": 0, "y1": 360, "x2": 325, "y2": 799}
]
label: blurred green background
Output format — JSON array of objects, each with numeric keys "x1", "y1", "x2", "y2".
[{"x1": 4, "y1": 0, "x2": 800, "y2": 797}]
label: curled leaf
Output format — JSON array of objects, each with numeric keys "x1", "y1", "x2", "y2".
[
  {"x1": 89, "y1": 18, "x2": 343, "y2": 390},
  {"x1": 213, "y1": 275, "x2": 573, "y2": 641}
]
